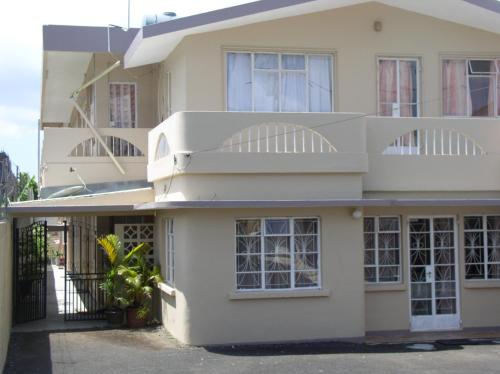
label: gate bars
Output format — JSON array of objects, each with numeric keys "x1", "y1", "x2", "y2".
[
  {"x1": 13, "y1": 220, "x2": 48, "y2": 324},
  {"x1": 64, "y1": 219, "x2": 107, "y2": 321}
]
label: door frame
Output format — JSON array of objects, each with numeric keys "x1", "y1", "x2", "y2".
[{"x1": 407, "y1": 215, "x2": 461, "y2": 331}]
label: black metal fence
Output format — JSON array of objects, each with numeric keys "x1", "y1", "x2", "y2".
[
  {"x1": 64, "y1": 220, "x2": 107, "y2": 321},
  {"x1": 13, "y1": 220, "x2": 47, "y2": 324}
]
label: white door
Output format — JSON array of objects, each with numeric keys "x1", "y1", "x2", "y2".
[{"x1": 408, "y1": 217, "x2": 460, "y2": 331}]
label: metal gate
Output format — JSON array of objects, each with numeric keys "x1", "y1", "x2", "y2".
[
  {"x1": 64, "y1": 220, "x2": 107, "y2": 321},
  {"x1": 13, "y1": 220, "x2": 48, "y2": 324}
]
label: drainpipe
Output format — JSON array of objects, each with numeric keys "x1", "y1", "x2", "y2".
[{"x1": 70, "y1": 60, "x2": 125, "y2": 175}]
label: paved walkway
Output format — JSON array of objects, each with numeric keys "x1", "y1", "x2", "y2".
[{"x1": 5, "y1": 328, "x2": 500, "y2": 374}]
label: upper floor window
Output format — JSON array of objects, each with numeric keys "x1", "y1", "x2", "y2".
[
  {"x1": 109, "y1": 82, "x2": 137, "y2": 128},
  {"x1": 443, "y1": 59, "x2": 500, "y2": 117},
  {"x1": 236, "y1": 218, "x2": 320, "y2": 290},
  {"x1": 378, "y1": 58, "x2": 420, "y2": 117},
  {"x1": 226, "y1": 52, "x2": 333, "y2": 113}
]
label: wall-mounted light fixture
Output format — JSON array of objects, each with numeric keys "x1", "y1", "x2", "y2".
[
  {"x1": 374, "y1": 20, "x2": 383, "y2": 32},
  {"x1": 352, "y1": 208, "x2": 363, "y2": 220}
]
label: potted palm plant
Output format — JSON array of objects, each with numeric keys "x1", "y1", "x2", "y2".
[
  {"x1": 97, "y1": 234, "x2": 128, "y2": 326},
  {"x1": 117, "y1": 244, "x2": 162, "y2": 328}
]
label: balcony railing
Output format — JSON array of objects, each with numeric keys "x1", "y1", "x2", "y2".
[
  {"x1": 147, "y1": 112, "x2": 368, "y2": 183},
  {"x1": 148, "y1": 112, "x2": 500, "y2": 195},
  {"x1": 41, "y1": 128, "x2": 149, "y2": 188}
]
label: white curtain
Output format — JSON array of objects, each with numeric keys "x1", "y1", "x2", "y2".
[
  {"x1": 227, "y1": 53, "x2": 252, "y2": 111},
  {"x1": 308, "y1": 55, "x2": 332, "y2": 112},
  {"x1": 282, "y1": 72, "x2": 306, "y2": 112},
  {"x1": 254, "y1": 71, "x2": 279, "y2": 112},
  {"x1": 254, "y1": 53, "x2": 278, "y2": 69},
  {"x1": 227, "y1": 52, "x2": 333, "y2": 113},
  {"x1": 281, "y1": 55, "x2": 307, "y2": 112}
]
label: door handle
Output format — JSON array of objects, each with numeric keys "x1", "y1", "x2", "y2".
[{"x1": 425, "y1": 265, "x2": 433, "y2": 282}]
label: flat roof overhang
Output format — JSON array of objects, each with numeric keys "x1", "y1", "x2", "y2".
[
  {"x1": 7, "y1": 204, "x2": 148, "y2": 217},
  {"x1": 136, "y1": 199, "x2": 500, "y2": 210},
  {"x1": 9, "y1": 198, "x2": 500, "y2": 217},
  {"x1": 7, "y1": 187, "x2": 154, "y2": 217}
]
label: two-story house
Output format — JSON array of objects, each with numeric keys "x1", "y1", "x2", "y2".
[{"x1": 10, "y1": 0, "x2": 500, "y2": 345}]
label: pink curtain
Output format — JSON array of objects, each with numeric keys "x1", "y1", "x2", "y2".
[
  {"x1": 378, "y1": 60, "x2": 397, "y2": 116},
  {"x1": 399, "y1": 61, "x2": 415, "y2": 117},
  {"x1": 489, "y1": 61, "x2": 497, "y2": 117},
  {"x1": 497, "y1": 60, "x2": 500, "y2": 117},
  {"x1": 109, "y1": 84, "x2": 136, "y2": 128},
  {"x1": 109, "y1": 84, "x2": 118, "y2": 126},
  {"x1": 442, "y1": 60, "x2": 468, "y2": 116}
]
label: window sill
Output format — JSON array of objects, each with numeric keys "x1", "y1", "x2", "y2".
[
  {"x1": 464, "y1": 280, "x2": 500, "y2": 289},
  {"x1": 365, "y1": 283, "x2": 406, "y2": 292},
  {"x1": 157, "y1": 282, "x2": 176, "y2": 296},
  {"x1": 228, "y1": 289, "x2": 330, "y2": 300}
]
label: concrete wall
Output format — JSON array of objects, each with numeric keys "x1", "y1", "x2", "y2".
[
  {"x1": 364, "y1": 206, "x2": 500, "y2": 332},
  {"x1": 0, "y1": 220, "x2": 12, "y2": 370},
  {"x1": 158, "y1": 207, "x2": 365, "y2": 345}
]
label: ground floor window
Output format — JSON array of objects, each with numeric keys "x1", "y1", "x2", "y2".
[
  {"x1": 114, "y1": 223, "x2": 155, "y2": 266},
  {"x1": 235, "y1": 217, "x2": 320, "y2": 290},
  {"x1": 165, "y1": 218, "x2": 174, "y2": 285},
  {"x1": 464, "y1": 215, "x2": 500, "y2": 279},
  {"x1": 364, "y1": 216, "x2": 401, "y2": 283}
]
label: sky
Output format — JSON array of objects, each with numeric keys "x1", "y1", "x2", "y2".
[{"x1": 0, "y1": 0, "x2": 250, "y2": 177}]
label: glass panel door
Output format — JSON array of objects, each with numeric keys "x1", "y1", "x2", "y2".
[{"x1": 409, "y1": 217, "x2": 460, "y2": 331}]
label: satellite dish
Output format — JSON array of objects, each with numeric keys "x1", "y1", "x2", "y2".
[{"x1": 47, "y1": 185, "x2": 85, "y2": 199}]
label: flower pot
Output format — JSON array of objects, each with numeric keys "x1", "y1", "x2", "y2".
[
  {"x1": 126, "y1": 307, "x2": 147, "y2": 329},
  {"x1": 105, "y1": 308, "x2": 124, "y2": 327}
]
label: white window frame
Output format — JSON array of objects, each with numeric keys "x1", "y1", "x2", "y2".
[
  {"x1": 442, "y1": 57, "x2": 500, "y2": 118},
  {"x1": 165, "y1": 218, "x2": 175, "y2": 285},
  {"x1": 377, "y1": 57, "x2": 421, "y2": 118},
  {"x1": 464, "y1": 215, "x2": 500, "y2": 280},
  {"x1": 225, "y1": 51, "x2": 334, "y2": 113},
  {"x1": 364, "y1": 216, "x2": 402, "y2": 284},
  {"x1": 109, "y1": 82, "x2": 138, "y2": 128},
  {"x1": 235, "y1": 217, "x2": 321, "y2": 291}
]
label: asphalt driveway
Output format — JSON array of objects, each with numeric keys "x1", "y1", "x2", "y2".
[{"x1": 4, "y1": 327, "x2": 500, "y2": 374}]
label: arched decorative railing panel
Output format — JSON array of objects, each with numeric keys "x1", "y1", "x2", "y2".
[
  {"x1": 69, "y1": 136, "x2": 144, "y2": 157},
  {"x1": 382, "y1": 129, "x2": 486, "y2": 156},
  {"x1": 154, "y1": 133, "x2": 170, "y2": 160},
  {"x1": 219, "y1": 123, "x2": 337, "y2": 153}
]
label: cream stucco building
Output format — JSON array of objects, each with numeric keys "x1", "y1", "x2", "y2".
[{"x1": 9, "y1": 0, "x2": 500, "y2": 345}]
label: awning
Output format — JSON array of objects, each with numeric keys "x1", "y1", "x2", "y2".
[{"x1": 8, "y1": 188, "x2": 154, "y2": 216}]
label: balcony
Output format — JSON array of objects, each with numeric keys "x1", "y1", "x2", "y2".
[
  {"x1": 148, "y1": 112, "x2": 368, "y2": 201},
  {"x1": 148, "y1": 112, "x2": 500, "y2": 201},
  {"x1": 365, "y1": 117, "x2": 500, "y2": 192},
  {"x1": 41, "y1": 127, "x2": 149, "y2": 188}
]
